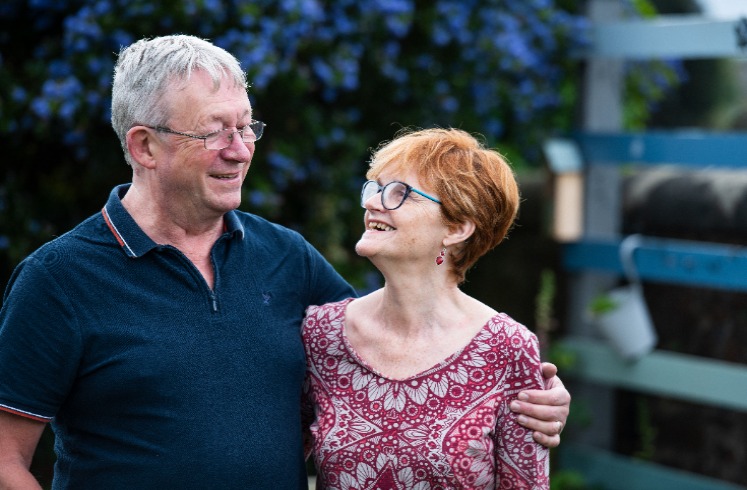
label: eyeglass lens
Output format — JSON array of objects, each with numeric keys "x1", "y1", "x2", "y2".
[
  {"x1": 361, "y1": 181, "x2": 408, "y2": 210},
  {"x1": 204, "y1": 122, "x2": 265, "y2": 150}
]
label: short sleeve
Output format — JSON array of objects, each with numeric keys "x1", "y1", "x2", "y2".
[
  {"x1": 0, "y1": 256, "x2": 83, "y2": 420},
  {"x1": 303, "y1": 240, "x2": 357, "y2": 306},
  {"x1": 493, "y1": 323, "x2": 550, "y2": 489}
]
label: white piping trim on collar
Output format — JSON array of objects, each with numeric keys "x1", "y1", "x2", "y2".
[{"x1": 102, "y1": 205, "x2": 136, "y2": 257}]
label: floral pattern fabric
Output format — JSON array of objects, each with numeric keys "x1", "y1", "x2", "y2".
[{"x1": 302, "y1": 298, "x2": 549, "y2": 490}]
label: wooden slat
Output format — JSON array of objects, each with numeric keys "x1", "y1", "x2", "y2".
[
  {"x1": 560, "y1": 337, "x2": 747, "y2": 412},
  {"x1": 563, "y1": 238, "x2": 747, "y2": 292},
  {"x1": 576, "y1": 131, "x2": 747, "y2": 168},
  {"x1": 558, "y1": 442, "x2": 747, "y2": 490},
  {"x1": 589, "y1": 16, "x2": 747, "y2": 59}
]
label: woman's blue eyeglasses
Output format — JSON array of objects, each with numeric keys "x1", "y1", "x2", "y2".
[{"x1": 360, "y1": 180, "x2": 442, "y2": 210}]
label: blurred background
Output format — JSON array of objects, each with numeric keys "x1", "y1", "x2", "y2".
[{"x1": 1, "y1": 0, "x2": 745, "y2": 488}]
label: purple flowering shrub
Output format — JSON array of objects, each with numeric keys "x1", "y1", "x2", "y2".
[{"x1": 0, "y1": 0, "x2": 676, "y2": 286}]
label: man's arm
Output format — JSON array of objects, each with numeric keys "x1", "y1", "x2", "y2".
[
  {"x1": 0, "y1": 410, "x2": 46, "y2": 489},
  {"x1": 511, "y1": 362, "x2": 571, "y2": 448}
]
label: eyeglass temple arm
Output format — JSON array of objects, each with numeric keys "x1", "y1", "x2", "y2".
[{"x1": 410, "y1": 188, "x2": 441, "y2": 204}]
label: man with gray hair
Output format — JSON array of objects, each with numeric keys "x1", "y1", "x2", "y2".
[{"x1": 0, "y1": 35, "x2": 569, "y2": 489}]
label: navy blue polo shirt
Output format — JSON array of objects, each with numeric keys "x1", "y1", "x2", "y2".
[{"x1": 0, "y1": 184, "x2": 356, "y2": 489}]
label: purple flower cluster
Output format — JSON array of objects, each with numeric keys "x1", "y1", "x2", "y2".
[
  {"x1": 0, "y1": 0, "x2": 593, "y2": 147},
  {"x1": 0, "y1": 0, "x2": 679, "y2": 276}
]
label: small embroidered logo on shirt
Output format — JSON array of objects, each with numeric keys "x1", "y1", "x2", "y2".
[{"x1": 261, "y1": 292, "x2": 272, "y2": 305}]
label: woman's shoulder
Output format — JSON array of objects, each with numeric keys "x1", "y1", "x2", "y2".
[{"x1": 485, "y1": 311, "x2": 537, "y2": 340}]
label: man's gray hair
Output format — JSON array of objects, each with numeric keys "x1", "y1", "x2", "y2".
[{"x1": 111, "y1": 35, "x2": 247, "y2": 166}]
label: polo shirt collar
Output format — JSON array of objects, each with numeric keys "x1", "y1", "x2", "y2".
[{"x1": 102, "y1": 184, "x2": 245, "y2": 258}]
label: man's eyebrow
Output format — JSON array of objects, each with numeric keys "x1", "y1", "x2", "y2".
[{"x1": 206, "y1": 110, "x2": 252, "y2": 125}]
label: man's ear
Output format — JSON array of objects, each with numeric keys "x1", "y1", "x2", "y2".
[
  {"x1": 445, "y1": 220, "x2": 475, "y2": 246},
  {"x1": 126, "y1": 126, "x2": 160, "y2": 169}
]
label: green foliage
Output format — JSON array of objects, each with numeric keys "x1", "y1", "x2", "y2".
[
  {"x1": 619, "y1": 1, "x2": 686, "y2": 130},
  {"x1": 551, "y1": 470, "x2": 604, "y2": 490},
  {"x1": 630, "y1": 0, "x2": 658, "y2": 17},
  {"x1": 623, "y1": 59, "x2": 684, "y2": 130},
  {"x1": 587, "y1": 293, "x2": 620, "y2": 317},
  {"x1": 632, "y1": 397, "x2": 658, "y2": 461},
  {"x1": 535, "y1": 268, "x2": 557, "y2": 333}
]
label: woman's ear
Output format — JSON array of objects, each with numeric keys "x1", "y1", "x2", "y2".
[
  {"x1": 126, "y1": 126, "x2": 159, "y2": 169},
  {"x1": 445, "y1": 220, "x2": 475, "y2": 246}
]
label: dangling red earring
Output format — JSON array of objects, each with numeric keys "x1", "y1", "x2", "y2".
[{"x1": 435, "y1": 247, "x2": 446, "y2": 265}]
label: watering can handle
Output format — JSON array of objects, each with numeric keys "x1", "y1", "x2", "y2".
[{"x1": 620, "y1": 234, "x2": 644, "y2": 285}]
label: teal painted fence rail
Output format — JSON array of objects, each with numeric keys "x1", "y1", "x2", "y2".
[
  {"x1": 560, "y1": 337, "x2": 747, "y2": 412},
  {"x1": 588, "y1": 15, "x2": 747, "y2": 59},
  {"x1": 576, "y1": 131, "x2": 747, "y2": 168},
  {"x1": 559, "y1": 442, "x2": 746, "y2": 490},
  {"x1": 563, "y1": 237, "x2": 747, "y2": 293}
]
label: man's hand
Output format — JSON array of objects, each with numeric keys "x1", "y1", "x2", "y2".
[{"x1": 511, "y1": 362, "x2": 571, "y2": 448}]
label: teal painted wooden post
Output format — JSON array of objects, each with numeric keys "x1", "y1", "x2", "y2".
[{"x1": 566, "y1": 0, "x2": 624, "y2": 452}]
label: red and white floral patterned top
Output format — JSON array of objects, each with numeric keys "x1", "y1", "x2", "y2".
[{"x1": 302, "y1": 298, "x2": 549, "y2": 490}]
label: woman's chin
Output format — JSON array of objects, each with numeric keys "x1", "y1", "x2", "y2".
[{"x1": 354, "y1": 241, "x2": 375, "y2": 258}]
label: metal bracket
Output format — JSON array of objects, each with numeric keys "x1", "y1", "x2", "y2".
[{"x1": 735, "y1": 17, "x2": 747, "y2": 50}]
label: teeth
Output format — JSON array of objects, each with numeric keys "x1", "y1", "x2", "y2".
[{"x1": 369, "y1": 221, "x2": 394, "y2": 231}]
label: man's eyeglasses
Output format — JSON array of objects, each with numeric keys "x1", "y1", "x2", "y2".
[
  {"x1": 361, "y1": 180, "x2": 442, "y2": 210},
  {"x1": 145, "y1": 120, "x2": 266, "y2": 150}
]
